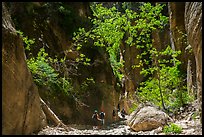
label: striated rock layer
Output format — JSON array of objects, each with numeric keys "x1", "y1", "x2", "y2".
[{"x1": 184, "y1": 2, "x2": 202, "y2": 121}]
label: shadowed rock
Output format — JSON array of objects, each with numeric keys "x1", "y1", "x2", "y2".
[{"x1": 2, "y1": 2, "x2": 47, "y2": 134}]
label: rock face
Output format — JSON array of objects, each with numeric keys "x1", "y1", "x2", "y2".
[
  {"x1": 152, "y1": 2, "x2": 170, "y2": 52},
  {"x1": 184, "y1": 2, "x2": 202, "y2": 121},
  {"x1": 127, "y1": 106, "x2": 170, "y2": 132},
  {"x1": 9, "y1": 2, "x2": 91, "y2": 57},
  {"x1": 2, "y1": 3, "x2": 47, "y2": 135},
  {"x1": 168, "y1": 2, "x2": 188, "y2": 75},
  {"x1": 6, "y1": 2, "x2": 119, "y2": 125},
  {"x1": 71, "y1": 47, "x2": 120, "y2": 125}
]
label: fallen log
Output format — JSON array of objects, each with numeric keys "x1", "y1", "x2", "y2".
[{"x1": 40, "y1": 97, "x2": 75, "y2": 131}]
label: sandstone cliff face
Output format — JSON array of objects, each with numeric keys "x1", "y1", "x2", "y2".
[
  {"x1": 2, "y1": 3, "x2": 47, "y2": 135},
  {"x1": 7, "y1": 2, "x2": 91, "y2": 58},
  {"x1": 184, "y1": 2, "x2": 202, "y2": 120},
  {"x1": 168, "y1": 2, "x2": 188, "y2": 75},
  {"x1": 68, "y1": 47, "x2": 120, "y2": 125},
  {"x1": 119, "y1": 40, "x2": 143, "y2": 114},
  {"x1": 7, "y1": 2, "x2": 119, "y2": 125},
  {"x1": 168, "y1": 2, "x2": 202, "y2": 121}
]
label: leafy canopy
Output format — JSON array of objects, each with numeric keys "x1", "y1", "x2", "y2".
[
  {"x1": 72, "y1": 2, "x2": 168, "y2": 81},
  {"x1": 138, "y1": 46, "x2": 193, "y2": 111}
]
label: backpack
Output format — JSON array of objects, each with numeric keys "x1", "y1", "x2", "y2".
[
  {"x1": 92, "y1": 113, "x2": 98, "y2": 120},
  {"x1": 100, "y1": 112, "x2": 105, "y2": 119}
]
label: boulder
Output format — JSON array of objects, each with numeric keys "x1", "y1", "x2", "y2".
[{"x1": 127, "y1": 106, "x2": 171, "y2": 132}]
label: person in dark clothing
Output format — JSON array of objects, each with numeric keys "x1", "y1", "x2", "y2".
[
  {"x1": 117, "y1": 103, "x2": 120, "y2": 112},
  {"x1": 121, "y1": 76, "x2": 126, "y2": 95},
  {"x1": 92, "y1": 110, "x2": 100, "y2": 129},
  {"x1": 99, "y1": 111, "x2": 105, "y2": 127},
  {"x1": 112, "y1": 109, "x2": 117, "y2": 122},
  {"x1": 121, "y1": 108, "x2": 126, "y2": 119}
]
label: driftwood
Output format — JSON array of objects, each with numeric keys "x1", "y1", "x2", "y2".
[{"x1": 40, "y1": 98, "x2": 75, "y2": 131}]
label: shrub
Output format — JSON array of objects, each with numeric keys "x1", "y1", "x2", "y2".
[
  {"x1": 137, "y1": 46, "x2": 193, "y2": 112},
  {"x1": 163, "y1": 123, "x2": 182, "y2": 134},
  {"x1": 16, "y1": 30, "x2": 35, "y2": 51},
  {"x1": 26, "y1": 47, "x2": 74, "y2": 96}
]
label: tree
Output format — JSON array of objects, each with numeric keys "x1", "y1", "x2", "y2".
[
  {"x1": 72, "y1": 2, "x2": 169, "y2": 82},
  {"x1": 138, "y1": 46, "x2": 192, "y2": 112}
]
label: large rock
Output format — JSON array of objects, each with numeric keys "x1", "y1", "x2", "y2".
[
  {"x1": 184, "y1": 2, "x2": 202, "y2": 121},
  {"x1": 127, "y1": 106, "x2": 171, "y2": 132},
  {"x1": 2, "y1": 3, "x2": 47, "y2": 134}
]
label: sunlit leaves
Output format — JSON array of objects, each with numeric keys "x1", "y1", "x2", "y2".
[
  {"x1": 72, "y1": 2, "x2": 168, "y2": 81},
  {"x1": 76, "y1": 54, "x2": 91, "y2": 66},
  {"x1": 16, "y1": 30, "x2": 35, "y2": 51},
  {"x1": 138, "y1": 45, "x2": 191, "y2": 111},
  {"x1": 27, "y1": 48, "x2": 59, "y2": 87},
  {"x1": 26, "y1": 47, "x2": 74, "y2": 96}
]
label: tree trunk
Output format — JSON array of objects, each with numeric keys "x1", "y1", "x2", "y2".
[
  {"x1": 40, "y1": 98, "x2": 74, "y2": 131},
  {"x1": 158, "y1": 71, "x2": 166, "y2": 111}
]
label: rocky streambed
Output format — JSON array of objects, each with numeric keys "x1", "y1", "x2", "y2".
[
  {"x1": 37, "y1": 100, "x2": 202, "y2": 135},
  {"x1": 37, "y1": 118, "x2": 201, "y2": 135}
]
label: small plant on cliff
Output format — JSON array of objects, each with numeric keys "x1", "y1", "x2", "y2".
[
  {"x1": 16, "y1": 30, "x2": 35, "y2": 51},
  {"x1": 27, "y1": 48, "x2": 58, "y2": 87},
  {"x1": 26, "y1": 47, "x2": 74, "y2": 96}
]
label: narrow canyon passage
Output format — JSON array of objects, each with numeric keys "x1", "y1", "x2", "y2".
[
  {"x1": 2, "y1": 2, "x2": 202, "y2": 135},
  {"x1": 37, "y1": 107, "x2": 202, "y2": 135}
]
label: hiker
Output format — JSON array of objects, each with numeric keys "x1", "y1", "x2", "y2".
[
  {"x1": 92, "y1": 110, "x2": 100, "y2": 129},
  {"x1": 121, "y1": 108, "x2": 126, "y2": 119},
  {"x1": 121, "y1": 76, "x2": 126, "y2": 96},
  {"x1": 112, "y1": 109, "x2": 117, "y2": 122},
  {"x1": 117, "y1": 103, "x2": 120, "y2": 112},
  {"x1": 99, "y1": 111, "x2": 105, "y2": 127}
]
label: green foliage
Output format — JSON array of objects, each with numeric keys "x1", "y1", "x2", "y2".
[
  {"x1": 58, "y1": 5, "x2": 71, "y2": 15},
  {"x1": 170, "y1": 88, "x2": 194, "y2": 109},
  {"x1": 163, "y1": 123, "x2": 182, "y2": 134},
  {"x1": 54, "y1": 77, "x2": 73, "y2": 96},
  {"x1": 72, "y1": 2, "x2": 168, "y2": 82},
  {"x1": 129, "y1": 103, "x2": 138, "y2": 113},
  {"x1": 138, "y1": 46, "x2": 193, "y2": 111},
  {"x1": 27, "y1": 48, "x2": 58, "y2": 87},
  {"x1": 16, "y1": 30, "x2": 35, "y2": 51},
  {"x1": 80, "y1": 77, "x2": 96, "y2": 91},
  {"x1": 26, "y1": 47, "x2": 73, "y2": 96},
  {"x1": 75, "y1": 53, "x2": 91, "y2": 66}
]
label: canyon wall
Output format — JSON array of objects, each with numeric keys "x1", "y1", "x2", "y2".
[
  {"x1": 2, "y1": 3, "x2": 47, "y2": 134},
  {"x1": 6, "y1": 2, "x2": 119, "y2": 125},
  {"x1": 184, "y1": 2, "x2": 202, "y2": 121},
  {"x1": 169, "y1": 2, "x2": 202, "y2": 121}
]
